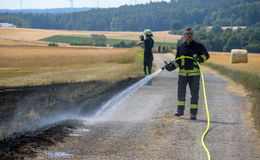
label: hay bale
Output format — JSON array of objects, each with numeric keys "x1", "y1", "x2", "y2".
[{"x1": 231, "y1": 49, "x2": 248, "y2": 63}]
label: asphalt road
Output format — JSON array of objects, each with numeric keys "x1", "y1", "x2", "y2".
[{"x1": 37, "y1": 53, "x2": 260, "y2": 160}]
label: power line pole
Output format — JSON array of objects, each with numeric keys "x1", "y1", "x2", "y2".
[
  {"x1": 97, "y1": 0, "x2": 99, "y2": 8},
  {"x1": 68, "y1": 0, "x2": 73, "y2": 8},
  {"x1": 20, "y1": 0, "x2": 23, "y2": 9}
]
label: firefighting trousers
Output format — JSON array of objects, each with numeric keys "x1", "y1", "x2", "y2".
[
  {"x1": 143, "y1": 58, "x2": 153, "y2": 76},
  {"x1": 177, "y1": 75, "x2": 200, "y2": 111}
]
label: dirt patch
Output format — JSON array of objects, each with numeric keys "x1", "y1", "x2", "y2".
[
  {"x1": 0, "y1": 120, "x2": 83, "y2": 160},
  {"x1": 0, "y1": 77, "x2": 140, "y2": 159}
]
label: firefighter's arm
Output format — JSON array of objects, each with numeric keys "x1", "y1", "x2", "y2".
[
  {"x1": 138, "y1": 41, "x2": 144, "y2": 45},
  {"x1": 174, "y1": 47, "x2": 181, "y2": 67},
  {"x1": 164, "y1": 47, "x2": 181, "y2": 71},
  {"x1": 195, "y1": 43, "x2": 210, "y2": 63},
  {"x1": 138, "y1": 35, "x2": 144, "y2": 45},
  {"x1": 165, "y1": 48, "x2": 179, "y2": 71},
  {"x1": 164, "y1": 60, "x2": 176, "y2": 71}
]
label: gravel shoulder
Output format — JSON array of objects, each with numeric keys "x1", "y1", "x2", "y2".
[{"x1": 15, "y1": 53, "x2": 260, "y2": 159}]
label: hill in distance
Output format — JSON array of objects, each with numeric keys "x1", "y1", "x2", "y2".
[{"x1": 0, "y1": 8, "x2": 92, "y2": 14}]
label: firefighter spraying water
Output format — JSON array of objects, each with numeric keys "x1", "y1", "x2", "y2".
[
  {"x1": 161, "y1": 28, "x2": 211, "y2": 159},
  {"x1": 162, "y1": 28, "x2": 210, "y2": 120}
]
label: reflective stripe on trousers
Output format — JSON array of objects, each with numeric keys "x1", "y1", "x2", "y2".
[{"x1": 178, "y1": 75, "x2": 200, "y2": 107}]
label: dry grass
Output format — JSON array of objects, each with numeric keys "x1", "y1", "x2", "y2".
[
  {"x1": 0, "y1": 63, "x2": 141, "y2": 87},
  {"x1": 208, "y1": 51, "x2": 260, "y2": 77},
  {"x1": 0, "y1": 45, "x2": 136, "y2": 67},
  {"x1": 0, "y1": 39, "x2": 48, "y2": 46},
  {"x1": 0, "y1": 28, "x2": 181, "y2": 43},
  {"x1": 0, "y1": 37, "x2": 143, "y2": 87}
]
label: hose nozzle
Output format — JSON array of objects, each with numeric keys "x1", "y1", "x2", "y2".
[
  {"x1": 161, "y1": 59, "x2": 175, "y2": 70},
  {"x1": 161, "y1": 61, "x2": 169, "y2": 70}
]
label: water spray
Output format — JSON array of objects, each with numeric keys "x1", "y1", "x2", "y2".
[{"x1": 94, "y1": 69, "x2": 162, "y2": 117}]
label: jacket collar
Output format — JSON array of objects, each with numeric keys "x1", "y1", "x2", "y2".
[{"x1": 184, "y1": 40, "x2": 195, "y2": 46}]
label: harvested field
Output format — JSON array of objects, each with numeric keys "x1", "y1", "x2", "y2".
[
  {"x1": 0, "y1": 33, "x2": 143, "y2": 87},
  {"x1": 0, "y1": 39, "x2": 48, "y2": 46},
  {"x1": 0, "y1": 45, "x2": 137, "y2": 67},
  {"x1": 0, "y1": 28, "x2": 181, "y2": 43},
  {"x1": 208, "y1": 51, "x2": 260, "y2": 76}
]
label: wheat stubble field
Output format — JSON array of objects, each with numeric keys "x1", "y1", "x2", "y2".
[
  {"x1": 208, "y1": 51, "x2": 260, "y2": 76},
  {"x1": 0, "y1": 28, "x2": 181, "y2": 43},
  {"x1": 0, "y1": 28, "x2": 145, "y2": 87}
]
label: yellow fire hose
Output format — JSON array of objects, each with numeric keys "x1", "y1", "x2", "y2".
[
  {"x1": 197, "y1": 62, "x2": 211, "y2": 160},
  {"x1": 172, "y1": 56, "x2": 211, "y2": 160}
]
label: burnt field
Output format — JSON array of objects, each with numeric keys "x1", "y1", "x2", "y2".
[{"x1": 0, "y1": 78, "x2": 139, "y2": 159}]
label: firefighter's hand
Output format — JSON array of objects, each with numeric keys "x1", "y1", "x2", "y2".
[
  {"x1": 165, "y1": 62, "x2": 176, "y2": 71},
  {"x1": 193, "y1": 56, "x2": 201, "y2": 63},
  {"x1": 139, "y1": 35, "x2": 144, "y2": 41}
]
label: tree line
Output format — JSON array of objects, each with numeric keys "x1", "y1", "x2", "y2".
[
  {"x1": 0, "y1": 0, "x2": 259, "y2": 31},
  {"x1": 0, "y1": 15, "x2": 28, "y2": 27},
  {"x1": 176, "y1": 24, "x2": 260, "y2": 53}
]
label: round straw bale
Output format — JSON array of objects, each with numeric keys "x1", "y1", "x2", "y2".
[{"x1": 230, "y1": 49, "x2": 248, "y2": 63}]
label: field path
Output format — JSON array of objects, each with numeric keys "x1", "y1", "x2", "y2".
[{"x1": 38, "y1": 53, "x2": 260, "y2": 160}]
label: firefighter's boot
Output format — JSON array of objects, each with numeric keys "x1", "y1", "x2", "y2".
[
  {"x1": 175, "y1": 105, "x2": 185, "y2": 117},
  {"x1": 190, "y1": 108, "x2": 198, "y2": 120}
]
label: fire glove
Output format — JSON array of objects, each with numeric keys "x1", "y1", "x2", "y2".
[
  {"x1": 165, "y1": 62, "x2": 176, "y2": 71},
  {"x1": 139, "y1": 35, "x2": 144, "y2": 41},
  {"x1": 193, "y1": 56, "x2": 201, "y2": 63}
]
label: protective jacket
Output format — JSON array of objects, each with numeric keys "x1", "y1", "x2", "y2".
[
  {"x1": 173, "y1": 40, "x2": 209, "y2": 76},
  {"x1": 143, "y1": 37, "x2": 154, "y2": 76},
  {"x1": 144, "y1": 37, "x2": 154, "y2": 60}
]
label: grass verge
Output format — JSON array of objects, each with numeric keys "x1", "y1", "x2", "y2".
[{"x1": 205, "y1": 62, "x2": 260, "y2": 134}]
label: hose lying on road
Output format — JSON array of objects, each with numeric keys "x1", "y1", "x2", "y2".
[{"x1": 197, "y1": 62, "x2": 211, "y2": 160}]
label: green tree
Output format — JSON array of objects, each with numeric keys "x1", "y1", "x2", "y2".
[
  {"x1": 211, "y1": 25, "x2": 223, "y2": 34},
  {"x1": 223, "y1": 34, "x2": 241, "y2": 52},
  {"x1": 0, "y1": 15, "x2": 29, "y2": 27},
  {"x1": 171, "y1": 20, "x2": 182, "y2": 30}
]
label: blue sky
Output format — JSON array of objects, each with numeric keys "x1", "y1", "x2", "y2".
[{"x1": 0, "y1": 0, "x2": 170, "y2": 9}]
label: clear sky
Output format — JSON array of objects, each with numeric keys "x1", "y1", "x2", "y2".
[{"x1": 0, "y1": 0, "x2": 171, "y2": 9}]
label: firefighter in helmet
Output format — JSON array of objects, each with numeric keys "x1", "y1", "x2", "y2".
[{"x1": 139, "y1": 29, "x2": 154, "y2": 82}]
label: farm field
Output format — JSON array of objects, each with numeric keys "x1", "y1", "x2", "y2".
[
  {"x1": 0, "y1": 27, "x2": 182, "y2": 88},
  {"x1": 0, "y1": 28, "x2": 181, "y2": 43},
  {"x1": 1, "y1": 28, "x2": 260, "y2": 88},
  {"x1": 0, "y1": 38, "x2": 143, "y2": 87},
  {"x1": 208, "y1": 51, "x2": 260, "y2": 77}
]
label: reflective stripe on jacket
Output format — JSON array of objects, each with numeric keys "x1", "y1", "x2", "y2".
[{"x1": 174, "y1": 40, "x2": 209, "y2": 76}]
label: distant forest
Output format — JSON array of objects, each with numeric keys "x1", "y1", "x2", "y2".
[
  {"x1": 0, "y1": 8, "x2": 92, "y2": 14},
  {"x1": 0, "y1": 0, "x2": 259, "y2": 31}
]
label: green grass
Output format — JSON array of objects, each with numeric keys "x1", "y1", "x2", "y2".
[
  {"x1": 205, "y1": 63, "x2": 260, "y2": 134},
  {"x1": 40, "y1": 35, "x2": 176, "y2": 49},
  {"x1": 154, "y1": 41, "x2": 177, "y2": 49},
  {"x1": 134, "y1": 48, "x2": 145, "y2": 75},
  {"x1": 40, "y1": 35, "x2": 137, "y2": 47}
]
